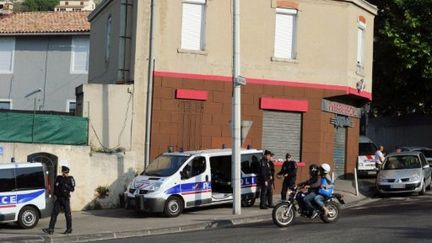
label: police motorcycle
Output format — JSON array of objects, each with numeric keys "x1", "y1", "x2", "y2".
[{"x1": 272, "y1": 184, "x2": 345, "y2": 227}]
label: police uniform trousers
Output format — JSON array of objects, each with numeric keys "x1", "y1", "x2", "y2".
[{"x1": 49, "y1": 197, "x2": 72, "y2": 230}]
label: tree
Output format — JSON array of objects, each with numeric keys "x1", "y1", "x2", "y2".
[
  {"x1": 21, "y1": 0, "x2": 59, "y2": 11},
  {"x1": 368, "y1": 0, "x2": 432, "y2": 117}
]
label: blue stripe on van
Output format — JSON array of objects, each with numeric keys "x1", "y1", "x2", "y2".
[
  {"x1": 164, "y1": 175, "x2": 257, "y2": 195},
  {"x1": 0, "y1": 189, "x2": 45, "y2": 207}
]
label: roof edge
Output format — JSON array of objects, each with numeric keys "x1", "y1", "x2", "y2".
[
  {"x1": 0, "y1": 32, "x2": 90, "y2": 36},
  {"x1": 88, "y1": 0, "x2": 113, "y2": 21},
  {"x1": 335, "y1": 0, "x2": 378, "y2": 15}
]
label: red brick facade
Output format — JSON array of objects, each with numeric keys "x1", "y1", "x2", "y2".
[{"x1": 150, "y1": 74, "x2": 361, "y2": 185}]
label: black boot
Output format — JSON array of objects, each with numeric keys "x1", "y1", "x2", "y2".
[
  {"x1": 62, "y1": 229, "x2": 72, "y2": 234},
  {"x1": 42, "y1": 228, "x2": 54, "y2": 235}
]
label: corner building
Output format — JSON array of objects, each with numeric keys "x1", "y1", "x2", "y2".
[{"x1": 85, "y1": 0, "x2": 377, "y2": 181}]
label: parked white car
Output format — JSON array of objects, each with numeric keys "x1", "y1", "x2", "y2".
[{"x1": 376, "y1": 151, "x2": 432, "y2": 195}]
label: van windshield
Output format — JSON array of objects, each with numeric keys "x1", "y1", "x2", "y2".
[
  {"x1": 359, "y1": 143, "x2": 378, "y2": 156},
  {"x1": 142, "y1": 155, "x2": 190, "y2": 177}
]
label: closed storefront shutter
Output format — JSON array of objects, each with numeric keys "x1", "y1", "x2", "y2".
[
  {"x1": 333, "y1": 127, "x2": 346, "y2": 178},
  {"x1": 262, "y1": 111, "x2": 301, "y2": 161}
]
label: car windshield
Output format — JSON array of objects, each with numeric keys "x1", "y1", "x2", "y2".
[
  {"x1": 383, "y1": 155, "x2": 421, "y2": 170},
  {"x1": 359, "y1": 143, "x2": 378, "y2": 155},
  {"x1": 142, "y1": 155, "x2": 190, "y2": 177}
]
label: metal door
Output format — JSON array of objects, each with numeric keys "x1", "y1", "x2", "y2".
[
  {"x1": 262, "y1": 111, "x2": 302, "y2": 161},
  {"x1": 333, "y1": 127, "x2": 346, "y2": 178}
]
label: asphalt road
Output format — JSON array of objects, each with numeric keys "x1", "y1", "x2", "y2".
[{"x1": 106, "y1": 191, "x2": 432, "y2": 243}]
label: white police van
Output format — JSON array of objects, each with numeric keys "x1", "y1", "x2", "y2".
[
  {"x1": 0, "y1": 162, "x2": 52, "y2": 228},
  {"x1": 124, "y1": 149, "x2": 262, "y2": 217},
  {"x1": 357, "y1": 136, "x2": 378, "y2": 176}
]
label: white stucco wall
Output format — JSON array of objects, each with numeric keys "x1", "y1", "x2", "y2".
[{"x1": 0, "y1": 143, "x2": 140, "y2": 211}]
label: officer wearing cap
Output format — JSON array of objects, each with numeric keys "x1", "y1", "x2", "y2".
[
  {"x1": 258, "y1": 150, "x2": 275, "y2": 209},
  {"x1": 43, "y1": 166, "x2": 75, "y2": 235}
]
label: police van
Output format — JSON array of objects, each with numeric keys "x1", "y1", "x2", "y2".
[
  {"x1": 0, "y1": 162, "x2": 52, "y2": 228},
  {"x1": 124, "y1": 149, "x2": 262, "y2": 217},
  {"x1": 357, "y1": 136, "x2": 378, "y2": 176}
]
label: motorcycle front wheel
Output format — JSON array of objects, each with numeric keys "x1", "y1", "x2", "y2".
[
  {"x1": 272, "y1": 202, "x2": 295, "y2": 227},
  {"x1": 320, "y1": 201, "x2": 340, "y2": 223}
]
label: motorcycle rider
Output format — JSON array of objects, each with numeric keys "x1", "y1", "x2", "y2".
[
  {"x1": 314, "y1": 163, "x2": 333, "y2": 216},
  {"x1": 298, "y1": 164, "x2": 322, "y2": 218}
]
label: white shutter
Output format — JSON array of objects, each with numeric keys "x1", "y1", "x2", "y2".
[
  {"x1": 0, "y1": 38, "x2": 15, "y2": 73},
  {"x1": 274, "y1": 9, "x2": 296, "y2": 59},
  {"x1": 181, "y1": 2, "x2": 205, "y2": 50},
  {"x1": 356, "y1": 27, "x2": 364, "y2": 65},
  {"x1": 71, "y1": 37, "x2": 89, "y2": 73}
]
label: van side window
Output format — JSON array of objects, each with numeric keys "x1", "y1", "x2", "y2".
[
  {"x1": 241, "y1": 153, "x2": 262, "y2": 174},
  {"x1": 182, "y1": 157, "x2": 206, "y2": 179},
  {"x1": 16, "y1": 167, "x2": 45, "y2": 191},
  {"x1": 0, "y1": 168, "x2": 15, "y2": 192}
]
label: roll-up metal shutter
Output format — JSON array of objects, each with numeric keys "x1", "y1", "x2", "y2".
[
  {"x1": 262, "y1": 111, "x2": 301, "y2": 161},
  {"x1": 333, "y1": 127, "x2": 346, "y2": 178}
]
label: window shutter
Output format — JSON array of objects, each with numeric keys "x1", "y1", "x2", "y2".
[
  {"x1": 274, "y1": 9, "x2": 296, "y2": 59},
  {"x1": 181, "y1": 2, "x2": 205, "y2": 50},
  {"x1": 71, "y1": 37, "x2": 89, "y2": 73},
  {"x1": 0, "y1": 38, "x2": 15, "y2": 73}
]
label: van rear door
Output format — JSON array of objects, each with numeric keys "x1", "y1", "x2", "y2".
[{"x1": 0, "y1": 166, "x2": 17, "y2": 222}]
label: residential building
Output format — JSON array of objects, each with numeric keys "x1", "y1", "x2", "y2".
[
  {"x1": 84, "y1": 0, "x2": 377, "y2": 179},
  {"x1": 0, "y1": 11, "x2": 90, "y2": 113},
  {"x1": 55, "y1": 0, "x2": 96, "y2": 12}
]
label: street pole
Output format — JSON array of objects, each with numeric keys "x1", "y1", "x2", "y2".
[{"x1": 232, "y1": 0, "x2": 241, "y2": 215}]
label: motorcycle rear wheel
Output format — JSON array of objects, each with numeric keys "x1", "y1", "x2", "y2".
[
  {"x1": 272, "y1": 202, "x2": 295, "y2": 227},
  {"x1": 320, "y1": 201, "x2": 340, "y2": 223}
]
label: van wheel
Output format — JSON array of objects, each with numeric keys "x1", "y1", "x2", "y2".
[
  {"x1": 241, "y1": 197, "x2": 256, "y2": 207},
  {"x1": 164, "y1": 196, "x2": 183, "y2": 217},
  {"x1": 18, "y1": 206, "x2": 39, "y2": 229}
]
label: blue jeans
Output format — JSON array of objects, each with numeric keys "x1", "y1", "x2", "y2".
[
  {"x1": 303, "y1": 192, "x2": 317, "y2": 213},
  {"x1": 314, "y1": 194, "x2": 325, "y2": 208}
]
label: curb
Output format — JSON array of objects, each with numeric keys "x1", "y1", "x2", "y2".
[{"x1": 6, "y1": 198, "x2": 370, "y2": 243}]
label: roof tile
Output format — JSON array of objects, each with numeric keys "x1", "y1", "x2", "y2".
[{"x1": 0, "y1": 11, "x2": 90, "y2": 34}]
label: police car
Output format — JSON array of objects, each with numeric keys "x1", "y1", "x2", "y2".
[
  {"x1": 124, "y1": 149, "x2": 262, "y2": 217},
  {"x1": 0, "y1": 162, "x2": 52, "y2": 228}
]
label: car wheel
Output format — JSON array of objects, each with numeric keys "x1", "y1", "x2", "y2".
[
  {"x1": 18, "y1": 206, "x2": 39, "y2": 229},
  {"x1": 164, "y1": 196, "x2": 183, "y2": 217},
  {"x1": 419, "y1": 181, "x2": 426, "y2": 195}
]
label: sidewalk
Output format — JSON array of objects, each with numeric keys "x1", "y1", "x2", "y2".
[{"x1": 0, "y1": 180, "x2": 373, "y2": 243}]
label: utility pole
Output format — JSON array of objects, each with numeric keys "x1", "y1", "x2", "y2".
[{"x1": 232, "y1": 0, "x2": 241, "y2": 215}]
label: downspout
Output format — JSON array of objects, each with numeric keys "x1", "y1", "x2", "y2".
[{"x1": 145, "y1": 0, "x2": 156, "y2": 168}]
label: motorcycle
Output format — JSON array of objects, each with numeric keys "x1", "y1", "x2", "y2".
[{"x1": 272, "y1": 186, "x2": 345, "y2": 227}]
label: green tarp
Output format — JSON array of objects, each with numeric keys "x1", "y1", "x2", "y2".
[{"x1": 0, "y1": 112, "x2": 88, "y2": 145}]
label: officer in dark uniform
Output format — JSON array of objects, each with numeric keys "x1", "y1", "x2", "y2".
[
  {"x1": 276, "y1": 153, "x2": 297, "y2": 201},
  {"x1": 43, "y1": 166, "x2": 75, "y2": 235},
  {"x1": 258, "y1": 150, "x2": 274, "y2": 209}
]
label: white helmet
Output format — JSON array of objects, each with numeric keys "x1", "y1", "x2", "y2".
[{"x1": 321, "y1": 163, "x2": 331, "y2": 174}]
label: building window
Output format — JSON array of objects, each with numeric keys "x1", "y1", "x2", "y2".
[
  {"x1": 67, "y1": 100, "x2": 76, "y2": 114},
  {"x1": 0, "y1": 37, "x2": 15, "y2": 73},
  {"x1": 357, "y1": 22, "x2": 366, "y2": 67},
  {"x1": 180, "y1": 0, "x2": 206, "y2": 51},
  {"x1": 65, "y1": 1, "x2": 69, "y2": 5},
  {"x1": 70, "y1": 37, "x2": 89, "y2": 74},
  {"x1": 0, "y1": 99, "x2": 12, "y2": 110},
  {"x1": 274, "y1": 8, "x2": 297, "y2": 59},
  {"x1": 105, "y1": 15, "x2": 112, "y2": 62}
]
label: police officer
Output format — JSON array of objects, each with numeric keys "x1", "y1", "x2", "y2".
[
  {"x1": 258, "y1": 150, "x2": 274, "y2": 209},
  {"x1": 43, "y1": 166, "x2": 75, "y2": 235},
  {"x1": 276, "y1": 153, "x2": 297, "y2": 201}
]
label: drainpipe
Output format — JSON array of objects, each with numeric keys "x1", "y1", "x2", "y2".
[
  {"x1": 117, "y1": 0, "x2": 129, "y2": 82},
  {"x1": 145, "y1": 0, "x2": 156, "y2": 168}
]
